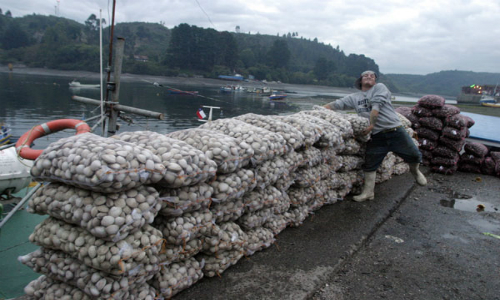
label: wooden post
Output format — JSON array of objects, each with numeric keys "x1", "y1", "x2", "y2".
[{"x1": 107, "y1": 38, "x2": 125, "y2": 135}]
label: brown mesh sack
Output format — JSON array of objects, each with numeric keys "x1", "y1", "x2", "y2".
[{"x1": 417, "y1": 95, "x2": 445, "y2": 109}]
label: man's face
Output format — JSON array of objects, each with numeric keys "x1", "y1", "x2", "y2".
[{"x1": 361, "y1": 72, "x2": 376, "y2": 88}]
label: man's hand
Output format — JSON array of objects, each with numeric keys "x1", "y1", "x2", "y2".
[
  {"x1": 362, "y1": 124, "x2": 374, "y2": 136},
  {"x1": 323, "y1": 104, "x2": 332, "y2": 110}
]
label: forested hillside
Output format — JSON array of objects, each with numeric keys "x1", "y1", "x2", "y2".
[
  {"x1": 1, "y1": 10, "x2": 499, "y2": 95},
  {"x1": 0, "y1": 12, "x2": 378, "y2": 87},
  {"x1": 386, "y1": 71, "x2": 500, "y2": 97}
]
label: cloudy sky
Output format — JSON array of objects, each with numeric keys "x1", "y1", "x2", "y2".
[{"x1": 4, "y1": 0, "x2": 500, "y2": 75}]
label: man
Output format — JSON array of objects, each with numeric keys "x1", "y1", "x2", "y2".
[{"x1": 324, "y1": 70, "x2": 426, "y2": 202}]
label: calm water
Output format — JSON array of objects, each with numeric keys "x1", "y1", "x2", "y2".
[
  {"x1": 2, "y1": 72, "x2": 497, "y2": 150},
  {"x1": 0, "y1": 72, "x2": 315, "y2": 149}
]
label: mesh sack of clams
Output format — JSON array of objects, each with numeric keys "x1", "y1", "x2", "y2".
[
  {"x1": 442, "y1": 126, "x2": 467, "y2": 141},
  {"x1": 318, "y1": 146, "x2": 336, "y2": 163},
  {"x1": 263, "y1": 213, "x2": 288, "y2": 235},
  {"x1": 282, "y1": 150, "x2": 305, "y2": 173},
  {"x1": 321, "y1": 186, "x2": 343, "y2": 205},
  {"x1": 417, "y1": 94, "x2": 445, "y2": 109},
  {"x1": 319, "y1": 163, "x2": 335, "y2": 179},
  {"x1": 273, "y1": 173, "x2": 295, "y2": 193},
  {"x1": 166, "y1": 128, "x2": 254, "y2": 173},
  {"x1": 464, "y1": 142, "x2": 489, "y2": 158},
  {"x1": 237, "y1": 207, "x2": 274, "y2": 230},
  {"x1": 244, "y1": 227, "x2": 276, "y2": 255},
  {"x1": 432, "y1": 104, "x2": 460, "y2": 118},
  {"x1": 29, "y1": 218, "x2": 163, "y2": 276},
  {"x1": 288, "y1": 186, "x2": 315, "y2": 207},
  {"x1": 112, "y1": 131, "x2": 217, "y2": 188},
  {"x1": 418, "y1": 138, "x2": 438, "y2": 151},
  {"x1": 431, "y1": 155, "x2": 459, "y2": 166},
  {"x1": 275, "y1": 115, "x2": 322, "y2": 146},
  {"x1": 209, "y1": 169, "x2": 257, "y2": 203},
  {"x1": 307, "y1": 197, "x2": 326, "y2": 212},
  {"x1": 293, "y1": 166, "x2": 322, "y2": 188},
  {"x1": 27, "y1": 183, "x2": 160, "y2": 242},
  {"x1": 378, "y1": 152, "x2": 397, "y2": 174},
  {"x1": 197, "y1": 249, "x2": 244, "y2": 277},
  {"x1": 158, "y1": 183, "x2": 213, "y2": 217},
  {"x1": 151, "y1": 257, "x2": 203, "y2": 299},
  {"x1": 431, "y1": 164, "x2": 458, "y2": 175},
  {"x1": 439, "y1": 137, "x2": 466, "y2": 152},
  {"x1": 210, "y1": 198, "x2": 245, "y2": 223},
  {"x1": 253, "y1": 156, "x2": 289, "y2": 188},
  {"x1": 30, "y1": 133, "x2": 165, "y2": 193},
  {"x1": 201, "y1": 221, "x2": 248, "y2": 254},
  {"x1": 338, "y1": 155, "x2": 364, "y2": 172},
  {"x1": 298, "y1": 147, "x2": 323, "y2": 167},
  {"x1": 445, "y1": 114, "x2": 468, "y2": 129},
  {"x1": 19, "y1": 247, "x2": 148, "y2": 299},
  {"x1": 376, "y1": 171, "x2": 392, "y2": 184},
  {"x1": 159, "y1": 238, "x2": 203, "y2": 265},
  {"x1": 396, "y1": 112, "x2": 412, "y2": 129},
  {"x1": 416, "y1": 127, "x2": 440, "y2": 141},
  {"x1": 270, "y1": 192, "x2": 291, "y2": 215},
  {"x1": 235, "y1": 113, "x2": 306, "y2": 150},
  {"x1": 153, "y1": 209, "x2": 213, "y2": 246},
  {"x1": 459, "y1": 153, "x2": 483, "y2": 166},
  {"x1": 199, "y1": 118, "x2": 287, "y2": 164},
  {"x1": 326, "y1": 155, "x2": 344, "y2": 173},
  {"x1": 392, "y1": 163, "x2": 409, "y2": 175},
  {"x1": 337, "y1": 113, "x2": 371, "y2": 142},
  {"x1": 396, "y1": 106, "x2": 421, "y2": 128},
  {"x1": 293, "y1": 113, "x2": 344, "y2": 149},
  {"x1": 412, "y1": 105, "x2": 433, "y2": 117},
  {"x1": 339, "y1": 138, "x2": 361, "y2": 155},
  {"x1": 243, "y1": 185, "x2": 283, "y2": 213},
  {"x1": 419, "y1": 117, "x2": 443, "y2": 131},
  {"x1": 24, "y1": 275, "x2": 91, "y2": 300},
  {"x1": 306, "y1": 107, "x2": 354, "y2": 139},
  {"x1": 284, "y1": 205, "x2": 310, "y2": 227},
  {"x1": 432, "y1": 146, "x2": 460, "y2": 159}
]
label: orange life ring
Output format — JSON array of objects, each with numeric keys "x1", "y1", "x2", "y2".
[{"x1": 15, "y1": 119, "x2": 91, "y2": 160}]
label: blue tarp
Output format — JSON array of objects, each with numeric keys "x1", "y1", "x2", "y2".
[{"x1": 461, "y1": 112, "x2": 500, "y2": 146}]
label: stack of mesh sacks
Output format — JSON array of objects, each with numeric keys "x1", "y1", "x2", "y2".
[
  {"x1": 396, "y1": 95, "x2": 475, "y2": 174},
  {"x1": 21, "y1": 132, "x2": 169, "y2": 299},
  {"x1": 20, "y1": 107, "x2": 415, "y2": 299},
  {"x1": 459, "y1": 142, "x2": 500, "y2": 178}
]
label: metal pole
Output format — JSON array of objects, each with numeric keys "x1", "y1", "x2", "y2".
[
  {"x1": 0, "y1": 183, "x2": 42, "y2": 229},
  {"x1": 72, "y1": 96, "x2": 164, "y2": 119},
  {"x1": 107, "y1": 38, "x2": 125, "y2": 135}
]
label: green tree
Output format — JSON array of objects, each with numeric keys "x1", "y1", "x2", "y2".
[
  {"x1": 1, "y1": 22, "x2": 30, "y2": 49},
  {"x1": 314, "y1": 56, "x2": 336, "y2": 80},
  {"x1": 240, "y1": 48, "x2": 256, "y2": 68},
  {"x1": 267, "y1": 39, "x2": 290, "y2": 69}
]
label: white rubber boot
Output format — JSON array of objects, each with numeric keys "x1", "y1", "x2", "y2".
[
  {"x1": 410, "y1": 163, "x2": 427, "y2": 186},
  {"x1": 353, "y1": 171, "x2": 376, "y2": 202}
]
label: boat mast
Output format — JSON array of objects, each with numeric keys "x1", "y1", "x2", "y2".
[{"x1": 72, "y1": 0, "x2": 164, "y2": 134}]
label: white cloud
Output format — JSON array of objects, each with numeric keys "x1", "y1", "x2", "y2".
[{"x1": 2, "y1": 0, "x2": 499, "y2": 75}]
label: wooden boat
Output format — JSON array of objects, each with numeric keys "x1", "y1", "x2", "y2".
[
  {"x1": 167, "y1": 89, "x2": 199, "y2": 95},
  {"x1": 479, "y1": 95, "x2": 500, "y2": 107},
  {"x1": 68, "y1": 81, "x2": 100, "y2": 88}
]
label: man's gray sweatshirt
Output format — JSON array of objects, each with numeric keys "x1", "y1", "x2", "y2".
[{"x1": 327, "y1": 83, "x2": 401, "y2": 135}]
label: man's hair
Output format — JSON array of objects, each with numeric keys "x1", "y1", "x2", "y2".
[{"x1": 355, "y1": 70, "x2": 378, "y2": 90}]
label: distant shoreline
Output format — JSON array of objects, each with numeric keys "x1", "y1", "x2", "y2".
[{"x1": 0, "y1": 65, "x2": 356, "y2": 96}]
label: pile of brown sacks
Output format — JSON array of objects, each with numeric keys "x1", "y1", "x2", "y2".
[
  {"x1": 20, "y1": 107, "x2": 415, "y2": 299},
  {"x1": 396, "y1": 95, "x2": 500, "y2": 177}
]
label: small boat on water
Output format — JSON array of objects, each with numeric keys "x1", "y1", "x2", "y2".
[
  {"x1": 167, "y1": 89, "x2": 199, "y2": 95},
  {"x1": 68, "y1": 81, "x2": 100, "y2": 88},
  {"x1": 220, "y1": 86, "x2": 233, "y2": 93},
  {"x1": 269, "y1": 93, "x2": 287, "y2": 101},
  {"x1": 479, "y1": 95, "x2": 500, "y2": 107}
]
